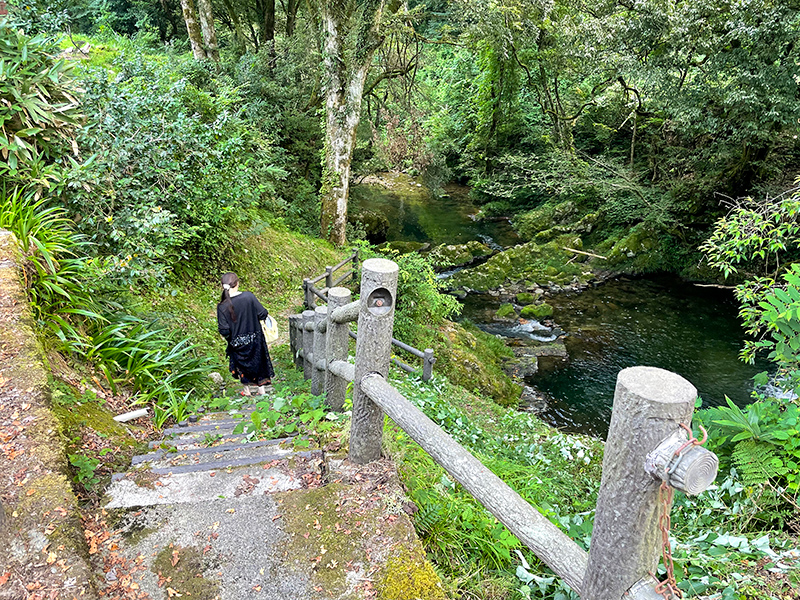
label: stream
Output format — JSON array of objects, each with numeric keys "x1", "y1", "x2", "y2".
[{"x1": 355, "y1": 174, "x2": 767, "y2": 438}]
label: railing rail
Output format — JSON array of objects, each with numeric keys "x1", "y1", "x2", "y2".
[
  {"x1": 299, "y1": 251, "x2": 435, "y2": 381},
  {"x1": 287, "y1": 258, "x2": 719, "y2": 600}
]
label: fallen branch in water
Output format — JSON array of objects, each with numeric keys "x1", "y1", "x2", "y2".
[
  {"x1": 694, "y1": 283, "x2": 736, "y2": 290},
  {"x1": 562, "y1": 247, "x2": 607, "y2": 260}
]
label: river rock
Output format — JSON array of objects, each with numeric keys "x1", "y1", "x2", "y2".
[
  {"x1": 378, "y1": 240, "x2": 430, "y2": 254},
  {"x1": 505, "y1": 349, "x2": 539, "y2": 379},
  {"x1": 519, "y1": 386, "x2": 548, "y2": 414},
  {"x1": 427, "y1": 241, "x2": 493, "y2": 270}
]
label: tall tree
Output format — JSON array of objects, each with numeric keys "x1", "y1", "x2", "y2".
[
  {"x1": 196, "y1": 0, "x2": 221, "y2": 61},
  {"x1": 316, "y1": 0, "x2": 402, "y2": 246},
  {"x1": 180, "y1": 0, "x2": 207, "y2": 60}
]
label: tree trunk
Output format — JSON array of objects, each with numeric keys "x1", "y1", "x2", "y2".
[
  {"x1": 220, "y1": 0, "x2": 248, "y2": 53},
  {"x1": 286, "y1": 0, "x2": 299, "y2": 36},
  {"x1": 262, "y1": 0, "x2": 276, "y2": 57},
  {"x1": 180, "y1": 0, "x2": 207, "y2": 60},
  {"x1": 318, "y1": 0, "x2": 395, "y2": 246},
  {"x1": 196, "y1": 0, "x2": 220, "y2": 61}
]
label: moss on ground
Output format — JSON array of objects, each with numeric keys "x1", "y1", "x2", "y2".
[
  {"x1": 434, "y1": 321, "x2": 520, "y2": 407},
  {"x1": 152, "y1": 545, "x2": 220, "y2": 600},
  {"x1": 377, "y1": 547, "x2": 446, "y2": 600}
]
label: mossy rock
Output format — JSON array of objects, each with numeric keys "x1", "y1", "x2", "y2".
[
  {"x1": 350, "y1": 209, "x2": 390, "y2": 243},
  {"x1": 495, "y1": 303, "x2": 517, "y2": 320},
  {"x1": 515, "y1": 292, "x2": 535, "y2": 305},
  {"x1": 427, "y1": 241, "x2": 492, "y2": 269},
  {"x1": 603, "y1": 223, "x2": 663, "y2": 271},
  {"x1": 449, "y1": 238, "x2": 588, "y2": 292},
  {"x1": 520, "y1": 303, "x2": 553, "y2": 319},
  {"x1": 379, "y1": 240, "x2": 431, "y2": 255},
  {"x1": 377, "y1": 547, "x2": 446, "y2": 600}
]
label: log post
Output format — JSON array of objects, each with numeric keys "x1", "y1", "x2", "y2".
[
  {"x1": 325, "y1": 266, "x2": 333, "y2": 289},
  {"x1": 325, "y1": 287, "x2": 352, "y2": 411},
  {"x1": 312, "y1": 306, "x2": 327, "y2": 395},
  {"x1": 351, "y1": 249, "x2": 359, "y2": 279},
  {"x1": 349, "y1": 258, "x2": 398, "y2": 464},
  {"x1": 582, "y1": 367, "x2": 698, "y2": 600},
  {"x1": 291, "y1": 315, "x2": 304, "y2": 369},
  {"x1": 288, "y1": 314, "x2": 298, "y2": 367},
  {"x1": 301, "y1": 310, "x2": 314, "y2": 381},
  {"x1": 422, "y1": 348, "x2": 434, "y2": 381}
]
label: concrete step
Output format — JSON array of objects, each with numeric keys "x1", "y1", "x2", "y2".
[
  {"x1": 132, "y1": 437, "x2": 295, "y2": 466},
  {"x1": 132, "y1": 439, "x2": 302, "y2": 473},
  {"x1": 105, "y1": 452, "x2": 322, "y2": 509}
]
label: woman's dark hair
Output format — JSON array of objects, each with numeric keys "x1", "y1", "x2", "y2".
[{"x1": 219, "y1": 272, "x2": 239, "y2": 322}]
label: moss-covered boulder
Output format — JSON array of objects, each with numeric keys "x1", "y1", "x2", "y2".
[
  {"x1": 495, "y1": 302, "x2": 517, "y2": 320},
  {"x1": 515, "y1": 292, "x2": 535, "y2": 305},
  {"x1": 435, "y1": 321, "x2": 522, "y2": 407},
  {"x1": 448, "y1": 236, "x2": 589, "y2": 292},
  {"x1": 427, "y1": 241, "x2": 493, "y2": 269},
  {"x1": 378, "y1": 240, "x2": 431, "y2": 255},
  {"x1": 520, "y1": 302, "x2": 553, "y2": 319},
  {"x1": 350, "y1": 209, "x2": 390, "y2": 243},
  {"x1": 601, "y1": 223, "x2": 663, "y2": 272}
]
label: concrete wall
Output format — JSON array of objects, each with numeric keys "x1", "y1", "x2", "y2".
[{"x1": 0, "y1": 230, "x2": 98, "y2": 599}]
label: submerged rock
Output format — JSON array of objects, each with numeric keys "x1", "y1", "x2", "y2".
[{"x1": 378, "y1": 240, "x2": 431, "y2": 254}]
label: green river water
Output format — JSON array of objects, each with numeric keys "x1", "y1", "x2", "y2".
[{"x1": 355, "y1": 175, "x2": 767, "y2": 438}]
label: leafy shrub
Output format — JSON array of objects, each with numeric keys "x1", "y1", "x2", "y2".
[{"x1": 0, "y1": 22, "x2": 82, "y2": 190}]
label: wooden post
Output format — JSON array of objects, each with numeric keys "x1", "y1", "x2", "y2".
[
  {"x1": 325, "y1": 266, "x2": 333, "y2": 289},
  {"x1": 290, "y1": 315, "x2": 304, "y2": 369},
  {"x1": 351, "y1": 248, "x2": 359, "y2": 278},
  {"x1": 325, "y1": 287, "x2": 352, "y2": 411},
  {"x1": 582, "y1": 367, "x2": 697, "y2": 600},
  {"x1": 301, "y1": 310, "x2": 314, "y2": 381},
  {"x1": 312, "y1": 306, "x2": 327, "y2": 395},
  {"x1": 288, "y1": 314, "x2": 298, "y2": 366},
  {"x1": 349, "y1": 258, "x2": 399, "y2": 464},
  {"x1": 422, "y1": 348, "x2": 434, "y2": 381}
]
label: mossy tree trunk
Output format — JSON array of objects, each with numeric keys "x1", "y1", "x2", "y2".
[
  {"x1": 180, "y1": 0, "x2": 207, "y2": 60},
  {"x1": 196, "y1": 0, "x2": 220, "y2": 61},
  {"x1": 317, "y1": 0, "x2": 401, "y2": 247}
]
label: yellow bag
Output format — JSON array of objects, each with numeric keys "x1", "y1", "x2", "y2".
[{"x1": 261, "y1": 315, "x2": 279, "y2": 343}]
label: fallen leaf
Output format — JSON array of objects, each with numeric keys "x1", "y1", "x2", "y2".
[
  {"x1": 46, "y1": 552, "x2": 57, "y2": 564},
  {"x1": 0, "y1": 572, "x2": 10, "y2": 586},
  {"x1": 166, "y1": 587, "x2": 182, "y2": 597},
  {"x1": 171, "y1": 549, "x2": 180, "y2": 567},
  {"x1": 226, "y1": 508, "x2": 235, "y2": 514}
]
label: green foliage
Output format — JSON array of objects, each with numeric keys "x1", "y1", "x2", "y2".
[
  {"x1": 231, "y1": 392, "x2": 334, "y2": 443},
  {"x1": 58, "y1": 52, "x2": 288, "y2": 280},
  {"x1": 0, "y1": 22, "x2": 81, "y2": 177},
  {"x1": 69, "y1": 453, "x2": 100, "y2": 489}
]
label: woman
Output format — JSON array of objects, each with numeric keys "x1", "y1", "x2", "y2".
[{"x1": 217, "y1": 272, "x2": 275, "y2": 396}]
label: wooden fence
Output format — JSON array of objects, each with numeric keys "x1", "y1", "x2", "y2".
[
  {"x1": 289, "y1": 258, "x2": 720, "y2": 600},
  {"x1": 299, "y1": 250, "x2": 436, "y2": 381}
]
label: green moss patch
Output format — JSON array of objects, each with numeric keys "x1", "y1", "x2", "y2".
[
  {"x1": 435, "y1": 322, "x2": 521, "y2": 407},
  {"x1": 377, "y1": 547, "x2": 446, "y2": 600},
  {"x1": 495, "y1": 303, "x2": 517, "y2": 320},
  {"x1": 152, "y1": 545, "x2": 220, "y2": 600},
  {"x1": 520, "y1": 303, "x2": 553, "y2": 319},
  {"x1": 515, "y1": 292, "x2": 535, "y2": 305}
]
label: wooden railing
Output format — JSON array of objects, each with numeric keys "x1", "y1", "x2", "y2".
[
  {"x1": 289, "y1": 258, "x2": 720, "y2": 600},
  {"x1": 299, "y1": 250, "x2": 436, "y2": 381}
]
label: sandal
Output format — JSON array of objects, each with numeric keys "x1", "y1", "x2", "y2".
[{"x1": 240, "y1": 386, "x2": 252, "y2": 397}]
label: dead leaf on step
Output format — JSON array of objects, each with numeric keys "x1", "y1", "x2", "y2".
[
  {"x1": 171, "y1": 549, "x2": 180, "y2": 567},
  {"x1": 167, "y1": 587, "x2": 182, "y2": 597}
]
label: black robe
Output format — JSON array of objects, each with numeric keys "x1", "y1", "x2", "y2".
[{"x1": 217, "y1": 291, "x2": 275, "y2": 384}]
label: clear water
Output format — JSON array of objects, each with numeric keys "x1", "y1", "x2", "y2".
[
  {"x1": 353, "y1": 178, "x2": 766, "y2": 438},
  {"x1": 349, "y1": 178, "x2": 521, "y2": 248},
  {"x1": 462, "y1": 275, "x2": 769, "y2": 438}
]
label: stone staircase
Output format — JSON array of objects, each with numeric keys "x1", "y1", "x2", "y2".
[
  {"x1": 94, "y1": 402, "x2": 427, "y2": 600},
  {"x1": 105, "y1": 403, "x2": 323, "y2": 509}
]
